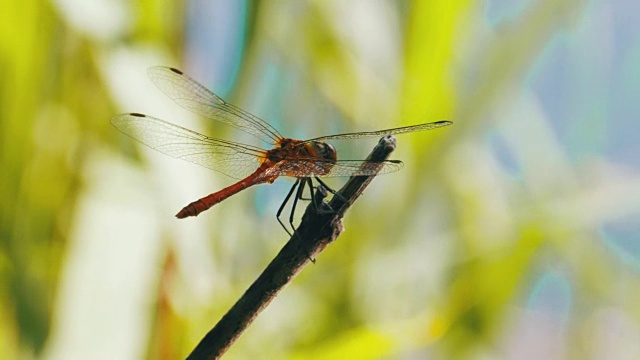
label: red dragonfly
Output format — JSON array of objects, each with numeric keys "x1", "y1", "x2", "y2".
[{"x1": 112, "y1": 67, "x2": 451, "y2": 232}]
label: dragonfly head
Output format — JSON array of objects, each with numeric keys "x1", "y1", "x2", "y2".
[{"x1": 313, "y1": 141, "x2": 337, "y2": 163}]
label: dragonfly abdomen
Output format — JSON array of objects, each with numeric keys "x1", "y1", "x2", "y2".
[{"x1": 175, "y1": 163, "x2": 276, "y2": 218}]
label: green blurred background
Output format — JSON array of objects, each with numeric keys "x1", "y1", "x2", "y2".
[{"x1": 2, "y1": 0, "x2": 640, "y2": 359}]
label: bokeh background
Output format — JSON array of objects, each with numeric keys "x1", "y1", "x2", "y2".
[{"x1": 2, "y1": 0, "x2": 639, "y2": 359}]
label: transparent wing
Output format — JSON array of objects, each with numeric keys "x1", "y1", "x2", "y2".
[
  {"x1": 111, "y1": 113, "x2": 266, "y2": 180},
  {"x1": 260, "y1": 158, "x2": 404, "y2": 179},
  {"x1": 147, "y1": 66, "x2": 284, "y2": 144},
  {"x1": 322, "y1": 159, "x2": 403, "y2": 177},
  {"x1": 307, "y1": 120, "x2": 452, "y2": 141}
]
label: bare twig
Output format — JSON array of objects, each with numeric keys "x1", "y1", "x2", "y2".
[{"x1": 186, "y1": 136, "x2": 398, "y2": 360}]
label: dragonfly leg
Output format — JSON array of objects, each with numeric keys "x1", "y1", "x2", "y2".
[
  {"x1": 277, "y1": 179, "x2": 300, "y2": 237},
  {"x1": 311, "y1": 177, "x2": 342, "y2": 213},
  {"x1": 288, "y1": 178, "x2": 308, "y2": 233},
  {"x1": 305, "y1": 177, "x2": 315, "y2": 204},
  {"x1": 299, "y1": 177, "x2": 332, "y2": 202},
  {"x1": 299, "y1": 178, "x2": 322, "y2": 264},
  {"x1": 307, "y1": 178, "x2": 331, "y2": 214},
  {"x1": 276, "y1": 178, "x2": 324, "y2": 264},
  {"x1": 297, "y1": 179, "x2": 314, "y2": 201},
  {"x1": 314, "y1": 177, "x2": 343, "y2": 200}
]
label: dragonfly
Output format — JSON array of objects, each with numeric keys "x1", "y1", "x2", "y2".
[{"x1": 111, "y1": 67, "x2": 452, "y2": 234}]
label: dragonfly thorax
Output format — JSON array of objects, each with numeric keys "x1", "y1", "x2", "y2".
[
  {"x1": 262, "y1": 139, "x2": 337, "y2": 177},
  {"x1": 269, "y1": 139, "x2": 337, "y2": 164}
]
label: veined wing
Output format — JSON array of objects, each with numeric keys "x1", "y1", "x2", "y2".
[
  {"x1": 147, "y1": 66, "x2": 284, "y2": 144},
  {"x1": 259, "y1": 158, "x2": 404, "y2": 179},
  {"x1": 307, "y1": 120, "x2": 452, "y2": 141},
  {"x1": 111, "y1": 113, "x2": 265, "y2": 180}
]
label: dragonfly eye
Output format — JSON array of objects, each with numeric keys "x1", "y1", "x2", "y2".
[{"x1": 318, "y1": 142, "x2": 337, "y2": 162}]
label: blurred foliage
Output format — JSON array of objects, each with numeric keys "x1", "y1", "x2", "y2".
[{"x1": 1, "y1": 0, "x2": 639, "y2": 359}]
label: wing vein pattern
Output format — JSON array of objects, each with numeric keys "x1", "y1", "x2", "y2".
[
  {"x1": 111, "y1": 113, "x2": 265, "y2": 180},
  {"x1": 148, "y1": 66, "x2": 284, "y2": 144},
  {"x1": 308, "y1": 120, "x2": 452, "y2": 141}
]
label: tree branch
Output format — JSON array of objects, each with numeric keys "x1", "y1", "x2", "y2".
[{"x1": 186, "y1": 136, "x2": 398, "y2": 360}]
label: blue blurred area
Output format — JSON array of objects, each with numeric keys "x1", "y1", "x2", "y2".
[
  {"x1": 529, "y1": 34, "x2": 610, "y2": 164},
  {"x1": 486, "y1": 129, "x2": 523, "y2": 179},
  {"x1": 601, "y1": 215, "x2": 640, "y2": 271},
  {"x1": 185, "y1": 0, "x2": 248, "y2": 97},
  {"x1": 522, "y1": 0, "x2": 640, "y2": 167},
  {"x1": 485, "y1": 0, "x2": 532, "y2": 26},
  {"x1": 527, "y1": 270, "x2": 572, "y2": 324}
]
